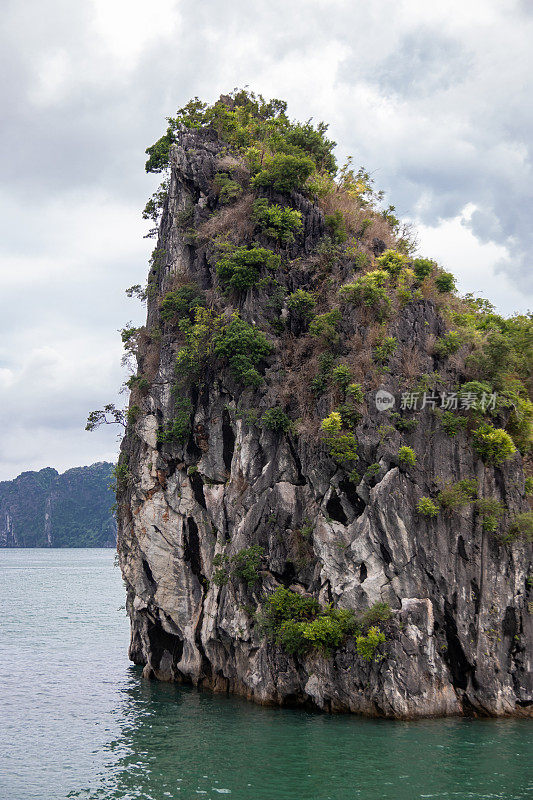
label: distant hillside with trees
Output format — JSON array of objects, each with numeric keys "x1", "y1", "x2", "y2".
[{"x1": 0, "y1": 462, "x2": 116, "y2": 547}]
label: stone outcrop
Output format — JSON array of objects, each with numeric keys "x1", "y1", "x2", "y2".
[{"x1": 117, "y1": 128, "x2": 532, "y2": 718}]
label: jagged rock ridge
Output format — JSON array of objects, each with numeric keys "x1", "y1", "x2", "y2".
[{"x1": 118, "y1": 100, "x2": 532, "y2": 718}]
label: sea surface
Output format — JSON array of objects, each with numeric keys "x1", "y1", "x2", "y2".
[{"x1": 0, "y1": 548, "x2": 531, "y2": 800}]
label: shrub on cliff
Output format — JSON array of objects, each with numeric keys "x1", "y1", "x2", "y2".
[
  {"x1": 376, "y1": 249, "x2": 409, "y2": 278},
  {"x1": 157, "y1": 397, "x2": 193, "y2": 445},
  {"x1": 261, "y1": 407, "x2": 292, "y2": 433},
  {"x1": 173, "y1": 309, "x2": 272, "y2": 389},
  {"x1": 287, "y1": 289, "x2": 316, "y2": 325},
  {"x1": 357, "y1": 602, "x2": 392, "y2": 629},
  {"x1": 505, "y1": 395, "x2": 533, "y2": 453},
  {"x1": 213, "y1": 545, "x2": 264, "y2": 586},
  {"x1": 417, "y1": 497, "x2": 440, "y2": 517},
  {"x1": 282, "y1": 120, "x2": 337, "y2": 175},
  {"x1": 412, "y1": 257, "x2": 436, "y2": 281},
  {"x1": 434, "y1": 331, "x2": 462, "y2": 358},
  {"x1": 251, "y1": 153, "x2": 315, "y2": 193},
  {"x1": 320, "y1": 412, "x2": 358, "y2": 465},
  {"x1": 252, "y1": 199, "x2": 303, "y2": 244},
  {"x1": 309, "y1": 309, "x2": 342, "y2": 343},
  {"x1": 260, "y1": 590, "x2": 354, "y2": 655},
  {"x1": 175, "y1": 308, "x2": 224, "y2": 386},
  {"x1": 472, "y1": 424, "x2": 517, "y2": 464},
  {"x1": 160, "y1": 283, "x2": 205, "y2": 323},
  {"x1": 320, "y1": 411, "x2": 342, "y2": 435},
  {"x1": 230, "y1": 546, "x2": 264, "y2": 584},
  {"x1": 502, "y1": 512, "x2": 533, "y2": 543},
  {"x1": 438, "y1": 479, "x2": 478, "y2": 510},
  {"x1": 126, "y1": 405, "x2": 142, "y2": 425},
  {"x1": 475, "y1": 498, "x2": 505, "y2": 532},
  {"x1": 297, "y1": 614, "x2": 348, "y2": 654},
  {"x1": 339, "y1": 272, "x2": 391, "y2": 320},
  {"x1": 355, "y1": 626, "x2": 386, "y2": 661},
  {"x1": 86, "y1": 403, "x2": 126, "y2": 432},
  {"x1": 145, "y1": 131, "x2": 175, "y2": 173},
  {"x1": 126, "y1": 375, "x2": 150, "y2": 395},
  {"x1": 259, "y1": 588, "x2": 388, "y2": 659},
  {"x1": 331, "y1": 365, "x2": 352, "y2": 393},
  {"x1": 274, "y1": 613, "x2": 357, "y2": 657},
  {"x1": 439, "y1": 411, "x2": 468, "y2": 436},
  {"x1": 434, "y1": 271, "x2": 456, "y2": 293},
  {"x1": 311, "y1": 352, "x2": 335, "y2": 396},
  {"x1": 111, "y1": 457, "x2": 131, "y2": 492},
  {"x1": 216, "y1": 245, "x2": 281, "y2": 292},
  {"x1": 259, "y1": 587, "x2": 320, "y2": 632},
  {"x1": 214, "y1": 314, "x2": 272, "y2": 387},
  {"x1": 346, "y1": 382, "x2": 364, "y2": 404},
  {"x1": 325, "y1": 210, "x2": 347, "y2": 243},
  {"x1": 373, "y1": 336, "x2": 397, "y2": 364},
  {"x1": 398, "y1": 446, "x2": 417, "y2": 468},
  {"x1": 212, "y1": 172, "x2": 243, "y2": 204}
]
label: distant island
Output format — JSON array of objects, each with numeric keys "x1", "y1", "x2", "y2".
[{"x1": 0, "y1": 462, "x2": 116, "y2": 547}]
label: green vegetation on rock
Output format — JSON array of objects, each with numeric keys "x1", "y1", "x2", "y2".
[
  {"x1": 213, "y1": 172, "x2": 243, "y2": 204},
  {"x1": 475, "y1": 498, "x2": 505, "y2": 532},
  {"x1": 398, "y1": 446, "x2": 417, "y2": 468},
  {"x1": 252, "y1": 199, "x2": 303, "y2": 243},
  {"x1": 503, "y1": 512, "x2": 533, "y2": 543},
  {"x1": 438, "y1": 479, "x2": 478, "y2": 510},
  {"x1": 111, "y1": 88, "x2": 533, "y2": 718},
  {"x1": 213, "y1": 546, "x2": 264, "y2": 586},
  {"x1": 261, "y1": 407, "x2": 292, "y2": 433},
  {"x1": 320, "y1": 412, "x2": 358, "y2": 465},
  {"x1": 157, "y1": 397, "x2": 193, "y2": 444},
  {"x1": 417, "y1": 497, "x2": 440, "y2": 517},
  {"x1": 258, "y1": 587, "x2": 389, "y2": 658},
  {"x1": 216, "y1": 245, "x2": 281, "y2": 292},
  {"x1": 213, "y1": 314, "x2": 272, "y2": 387},
  {"x1": 160, "y1": 283, "x2": 205, "y2": 323},
  {"x1": 472, "y1": 425, "x2": 517, "y2": 464},
  {"x1": 145, "y1": 89, "x2": 336, "y2": 179}
]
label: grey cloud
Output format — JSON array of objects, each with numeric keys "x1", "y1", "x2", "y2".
[
  {"x1": 361, "y1": 30, "x2": 472, "y2": 98},
  {"x1": 1, "y1": 0, "x2": 532, "y2": 478},
  {"x1": 516, "y1": 0, "x2": 533, "y2": 15},
  {"x1": 1, "y1": 3, "x2": 195, "y2": 199},
  {"x1": 333, "y1": 10, "x2": 533, "y2": 291}
]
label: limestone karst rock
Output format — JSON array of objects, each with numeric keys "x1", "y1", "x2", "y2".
[
  {"x1": 0, "y1": 462, "x2": 116, "y2": 547},
  {"x1": 117, "y1": 94, "x2": 532, "y2": 717}
]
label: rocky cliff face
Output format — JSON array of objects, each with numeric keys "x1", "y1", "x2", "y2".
[
  {"x1": 117, "y1": 123, "x2": 532, "y2": 718},
  {"x1": 0, "y1": 462, "x2": 116, "y2": 547}
]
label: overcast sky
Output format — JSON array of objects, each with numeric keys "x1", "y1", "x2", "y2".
[{"x1": 0, "y1": 0, "x2": 531, "y2": 480}]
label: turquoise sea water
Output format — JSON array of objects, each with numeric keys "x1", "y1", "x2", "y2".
[{"x1": 0, "y1": 549, "x2": 531, "y2": 800}]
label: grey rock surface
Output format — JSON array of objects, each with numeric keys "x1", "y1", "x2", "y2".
[{"x1": 117, "y1": 130, "x2": 532, "y2": 718}]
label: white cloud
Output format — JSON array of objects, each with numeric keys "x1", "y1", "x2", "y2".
[
  {"x1": 0, "y1": 185, "x2": 148, "y2": 478},
  {"x1": 29, "y1": 49, "x2": 71, "y2": 107},
  {"x1": 90, "y1": 0, "x2": 180, "y2": 67},
  {"x1": 0, "y1": 335, "x2": 125, "y2": 475},
  {"x1": 417, "y1": 206, "x2": 527, "y2": 315}
]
